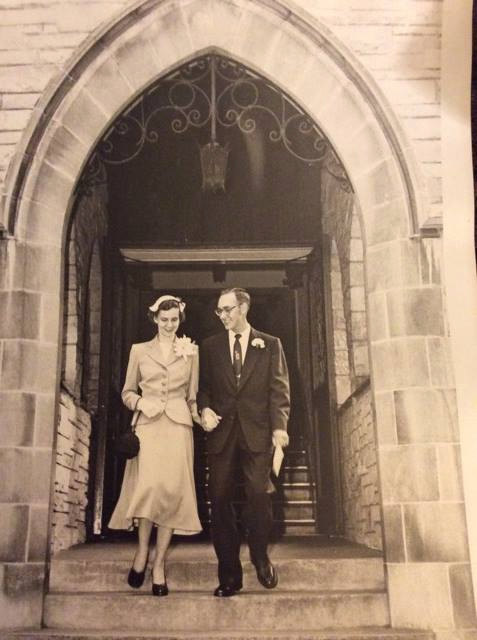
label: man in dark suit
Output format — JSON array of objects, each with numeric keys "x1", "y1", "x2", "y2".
[{"x1": 198, "y1": 287, "x2": 290, "y2": 597}]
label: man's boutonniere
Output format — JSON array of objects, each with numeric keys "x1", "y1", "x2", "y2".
[
  {"x1": 251, "y1": 337, "x2": 265, "y2": 349},
  {"x1": 174, "y1": 336, "x2": 197, "y2": 360}
]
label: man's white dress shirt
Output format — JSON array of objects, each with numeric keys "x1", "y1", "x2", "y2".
[{"x1": 228, "y1": 324, "x2": 251, "y2": 365}]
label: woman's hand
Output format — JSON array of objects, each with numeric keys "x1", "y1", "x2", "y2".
[
  {"x1": 137, "y1": 397, "x2": 163, "y2": 418},
  {"x1": 201, "y1": 407, "x2": 222, "y2": 432}
]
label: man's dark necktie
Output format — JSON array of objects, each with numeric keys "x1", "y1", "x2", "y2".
[{"x1": 233, "y1": 333, "x2": 242, "y2": 384}]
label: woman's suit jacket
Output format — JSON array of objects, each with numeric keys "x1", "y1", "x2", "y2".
[{"x1": 122, "y1": 337, "x2": 199, "y2": 427}]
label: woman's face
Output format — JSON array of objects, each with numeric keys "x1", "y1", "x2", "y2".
[{"x1": 154, "y1": 307, "x2": 180, "y2": 338}]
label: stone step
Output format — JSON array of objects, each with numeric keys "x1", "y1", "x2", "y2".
[
  {"x1": 203, "y1": 484, "x2": 314, "y2": 502},
  {"x1": 282, "y1": 450, "x2": 308, "y2": 466},
  {"x1": 275, "y1": 522, "x2": 317, "y2": 535},
  {"x1": 50, "y1": 555, "x2": 384, "y2": 593},
  {"x1": 279, "y1": 483, "x2": 315, "y2": 501},
  {"x1": 43, "y1": 591, "x2": 390, "y2": 632},
  {"x1": 197, "y1": 500, "x2": 314, "y2": 521},
  {"x1": 2, "y1": 627, "x2": 435, "y2": 639},
  {"x1": 197, "y1": 482, "x2": 314, "y2": 502},
  {"x1": 193, "y1": 514, "x2": 317, "y2": 534},
  {"x1": 282, "y1": 466, "x2": 310, "y2": 483}
]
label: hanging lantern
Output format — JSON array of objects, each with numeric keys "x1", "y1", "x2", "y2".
[
  {"x1": 199, "y1": 56, "x2": 230, "y2": 193},
  {"x1": 200, "y1": 141, "x2": 229, "y2": 192}
]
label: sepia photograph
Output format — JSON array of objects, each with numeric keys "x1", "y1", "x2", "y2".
[{"x1": 0, "y1": 0, "x2": 476, "y2": 638}]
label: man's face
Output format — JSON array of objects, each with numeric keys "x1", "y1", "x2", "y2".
[{"x1": 216, "y1": 292, "x2": 247, "y2": 333}]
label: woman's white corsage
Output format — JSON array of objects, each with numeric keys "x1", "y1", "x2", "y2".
[
  {"x1": 174, "y1": 336, "x2": 197, "y2": 360},
  {"x1": 251, "y1": 337, "x2": 265, "y2": 349}
]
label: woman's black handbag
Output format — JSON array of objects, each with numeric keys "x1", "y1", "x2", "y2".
[{"x1": 114, "y1": 410, "x2": 140, "y2": 459}]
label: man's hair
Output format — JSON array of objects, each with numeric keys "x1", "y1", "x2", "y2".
[{"x1": 220, "y1": 287, "x2": 251, "y2": 309}]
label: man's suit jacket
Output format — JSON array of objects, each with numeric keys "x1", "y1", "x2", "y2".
[
  {"x1": 197, "y1": 327, "x2": 290, "y2": 453},
  {"x1": 122, "y1": 337, "x2": 199, "y2": 427}
]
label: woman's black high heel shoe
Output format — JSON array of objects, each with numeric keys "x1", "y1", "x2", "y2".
[
  {"x1": 152, "y1": 567, "x2": 168, "y2": 596},
  {"x1": 152, "y1": 582, "x2": 169, "y2": 596},
  {"x1": 128, "y1": 551, "x2": 149, "y2": 589},
  {"x1": 128, "y1": 567, "x2": 146, "y2": 589}
]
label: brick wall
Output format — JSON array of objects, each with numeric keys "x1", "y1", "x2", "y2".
[
  {"x1": 0, "y1": 0, "x2": 442, "y2": 225},
  {"x1": 338, "y1": 381, "x2": 382, "y2": 551}
]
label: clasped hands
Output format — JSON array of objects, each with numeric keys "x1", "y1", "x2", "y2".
[
  {"x1": 200, "y1": 408, "x2": 289, "y2": 448},
  {"x1": 200, "y1": 407, "x2": 222, "y2": 432}
]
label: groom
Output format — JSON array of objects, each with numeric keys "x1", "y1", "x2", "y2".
[{"x1": 198, "y1": 287, "x2": 290, "y2": 597}]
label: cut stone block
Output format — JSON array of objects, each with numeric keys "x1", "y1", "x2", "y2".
[
  {"x1": 387, "y1": 287, "x2": 444, "y2": 337},
  {"x1": 365, "y1": 197, "x2": 410, "y2": 246},
  {"x1": 367, "y1": 292, "x2": 388, "y2": 341},
  {"x1": 404, "y1": 502, "x2": 469, "y2": 562},
  {"x1": 367, "y1": 241, "x2": 420, "y2": 293},
  {"x1": 28, "y1": 505, "x2": 49, "y2": 562},
  {"x1": 374, "y1": 391, "x2": 397, "y2": 444},
  {"x1": 380, "y1": 445, "x2": 439, "y2": 503},
  {"x1": 394, "y1": 388, "x2": 458, "y2": 444},
  {"x1": 34, "y1": 393, "x2": 56, "y2": 447},
  {"x1": 449, "y1": 563, "x2": 477, "y2": 628},
  {"x1": 371, "y1": 338, "x2": 430, "y2": 391},
  {"x1": 0, "y1": 447, "x2": 52, "y2": 504},
  {"x1": 387, "y1": 563, "x2": 454, "y2": 628},
  {"x1": 0, "y1": 504, "x2": 29, "y2": 562},
  {"x1": 427, "y1": 337, "x2": 456, "y2": 387},
  {"x1": 0, "y1": 291, "x2": 41, "y2": 339},
  {"x1": 437, "y1": 444, "x2": 464, "y2": 502},
  {"x1": 381, "y1": 504, "x2": 405, "y2": 562},
  {"x1": 0, "y1": 391, "x2": 35, "y2": 446},
  {"x1": 0, "y1": 562, "x2": 44, "y2": 629},
  {"x1": 0, "y1": 339, "x2": 58, "y2": 393}
]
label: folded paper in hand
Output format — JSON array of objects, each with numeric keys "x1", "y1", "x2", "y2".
[{"x1": 272, "y1": 445, "x2": 284, "y2": 477}]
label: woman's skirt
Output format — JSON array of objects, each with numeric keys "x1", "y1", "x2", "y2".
[{"x1": 108, "y1": 413, "x2": 202, "y2": 535}]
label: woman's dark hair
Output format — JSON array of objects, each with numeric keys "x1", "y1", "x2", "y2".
[{"x1": 148, "y1": 298, "x2": 185, "y2": 324}]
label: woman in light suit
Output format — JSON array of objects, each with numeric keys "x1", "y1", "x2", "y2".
[{"x1": 109, "y1": 295, "x2": 202, "y2": 596}]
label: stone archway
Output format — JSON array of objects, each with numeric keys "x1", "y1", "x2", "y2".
[{"x1": 1, "y1": 0, "x2": 467, "y2": 633}]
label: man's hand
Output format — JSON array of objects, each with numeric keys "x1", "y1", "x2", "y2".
[
  {"x1": 201, "y1": 407, "x2": 222, "y2": 432},
  {"x1": 272, "y1": 429, "x2": 289, "y2": 448}
]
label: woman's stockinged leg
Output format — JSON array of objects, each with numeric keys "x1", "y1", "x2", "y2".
[
  {"x1": 133, "y1": 518, "x2": 153, "y2": 572},
  {"x1": 152, "y1": 525, "x2": 173, "y2": 584}
]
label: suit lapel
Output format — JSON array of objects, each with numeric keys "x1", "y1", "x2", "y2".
[
  {"x1": 146, "y1": 337, "x2": 171, "y2": 368},
  {"x1": 216, "y1": 331, "x2": 236, "y2": 389},
  {"x1": 238, "y1": 327, "x2": 261, "y2": 391}
]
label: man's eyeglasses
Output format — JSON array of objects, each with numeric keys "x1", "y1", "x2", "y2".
[{"x1": 214, "y1": 305, "x2": 239, "y2": 317}]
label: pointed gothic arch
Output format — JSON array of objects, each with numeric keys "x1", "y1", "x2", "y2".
[{"x1": 0, "y1": 0, "x2": 461, "y2": 633}]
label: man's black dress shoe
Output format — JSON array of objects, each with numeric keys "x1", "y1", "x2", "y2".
[
  {"x1": 127, "y1": 567, "x2": 146, "y2": 589},
  {"x1": 255, "y1": 561, "x2": 278, "y2": 589},
  {"x1": 152, "y1": 582, "x2": 169, "y2": 597},
  {"x1": 214, "y1": 583, "x2": 242, "y2": 597}
]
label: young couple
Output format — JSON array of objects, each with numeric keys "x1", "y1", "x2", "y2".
[{"x1": 108, "y1": 287, "x2": 290, "y2": 598}]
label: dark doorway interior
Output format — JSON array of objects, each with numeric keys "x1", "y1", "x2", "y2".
[{"x1": 99, "y1": 274, "x2": 321, "y2": 539}]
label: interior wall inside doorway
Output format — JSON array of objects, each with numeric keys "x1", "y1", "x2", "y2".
[{"x1": 51, "y1": 184, "x2": 108, "y2": 554}]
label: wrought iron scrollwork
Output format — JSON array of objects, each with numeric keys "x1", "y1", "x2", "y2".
[{"x1": 77, "y1": 53, "x2": 352, "y2": 194}]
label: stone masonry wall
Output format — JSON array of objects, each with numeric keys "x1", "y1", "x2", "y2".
[
  {"x1": 0, "y1": 0, "x2": 442, "y2": 228},
  {"x1": 53, "y1": 184, "x2": 107, "y2": 552},
  {"x1": 338, "y1": 381, "x2": 382, "y2": 551},
  {"x1": 51, "y1": 389, "x2": 91, "y2": 553}
]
